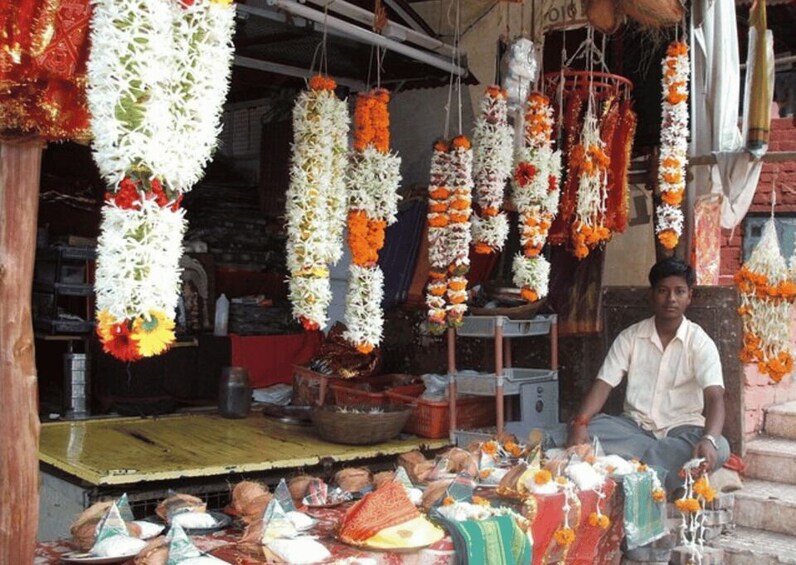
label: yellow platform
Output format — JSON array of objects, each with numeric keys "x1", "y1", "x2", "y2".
[{"x1": 39, "y1": 411, "x2": 450, "y2": 486}]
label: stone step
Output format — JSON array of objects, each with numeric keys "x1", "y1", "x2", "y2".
[
  {"x1": 744, "y1": 436, "x2": 796, "y2": 484},
  {"x1": 734, "y1": 479, "x2": 796, "y2": 535},
  {"x1": 709, "y1": 526, "x2": 796, "y2": 564},
  {"x1": 766, "y1": 401, "x2": 796, "y2": 440}
]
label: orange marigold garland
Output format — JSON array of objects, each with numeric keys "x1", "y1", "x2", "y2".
[
  {"x1": 426, "y1": 139, "x2": 452, "y2": 335},
  {"x1": 734, "y1": 220, "x2": 795, "y2": 383},
  {"x1": 471, "y1": 85, "x2": 513, "y2": 254},
  {"x1": 570, "y1": 106, "x2": 611, "y2": 260},
  {"x1": 446, "y1": 135, "x2": 474, "y2": 328},
  {"x1": 344, "y1": 89, "x2": 401, "y2": 354},
  {"x1": 511, "y1": 92, "x2": 561, "y2": 301},
  {"x1": 656, "y1": 41, "x2": 689, "y2": 250}
]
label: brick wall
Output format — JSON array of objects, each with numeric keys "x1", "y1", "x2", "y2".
[
  {"x1": 719, "y1": 118, "x2": 796, "y2": 282},
  {"x1": 715, "y1": 118, "x2": 796, "y2": 442}
]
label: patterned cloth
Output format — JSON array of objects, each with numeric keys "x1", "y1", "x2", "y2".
[
  {"x1": 338, "y1": 481, "x2": 421, "y2": 544},
  {"x1": 441, "y1": 514, "x2": 532, "y2": 565},
  {"x1": 622, "y1": 471, "x2": 667, "y2": 550}
]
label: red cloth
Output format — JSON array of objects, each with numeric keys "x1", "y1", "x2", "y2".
[{"x1": 230, "y1": 331, "x2": 323, "y2": 388}]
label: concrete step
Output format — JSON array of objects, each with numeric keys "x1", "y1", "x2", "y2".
[
  {"x1": 766, "y1": 401, "x2": 796, "y2": 440},
  {"x1": 734, "y1": 479, "x2": 796, "y2": 535},
  {"x1": 744, "y1": 436, "x2": 796, "y2": 484},
  {"x1": 709, "y1": 526, "x2": 796, "y2": 564}
]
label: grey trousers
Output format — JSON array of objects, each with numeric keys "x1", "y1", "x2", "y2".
[{"x1": 546, "y1": 414, "x2": 731, "y2": 493}]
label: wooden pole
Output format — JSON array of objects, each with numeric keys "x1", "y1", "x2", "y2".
[{"x1": 0, "y1": 139, "x2": 43, "y2": 564}]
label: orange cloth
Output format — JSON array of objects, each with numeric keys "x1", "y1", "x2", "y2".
[{"x1": 338, "y1": 481, "x2": 420, "y2": 544}]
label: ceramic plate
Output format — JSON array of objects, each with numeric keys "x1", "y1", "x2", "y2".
[
  {"x1": 143, "y1": 511, "x2": 231, "y2": 535},
  {"x1": 60, "y1": 551, "x2": 140, "y2": 564}
]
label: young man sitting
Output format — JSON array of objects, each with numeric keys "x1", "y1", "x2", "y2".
[{"x1": 562, "y1": 257, "x2": 730, "y2": 493}]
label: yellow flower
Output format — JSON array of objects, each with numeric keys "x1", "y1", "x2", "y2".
[
  {"x1": 96, "y1": 310, "x2": 117, "y2": 341},
  {"x1": 131, "y1": 310, "x2": 175, "y2": 357},
  {"x1": 693, "y1": 477, "x2": 717, "y2": 503},
  {"x1": 675, "y1": 497, "x2": 701, "y2": 513}
]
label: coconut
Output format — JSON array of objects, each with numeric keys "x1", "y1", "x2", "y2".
[
  {"x1": 240, "y1": 493, "x2": 273, "y2": 525},
  {"x1": 586, "y1": 0, "x2": 621, "y2": 35},
  {"x1": 288, "y1": 475, "x2": 316, "y2": 503},
  {"x1": 229, "y1": 481, "x2": 269, "y2": 517},
  {"x1": 155, "y1": 494, "x2": 206, "y2": 523},
  {"x1": 620, "y1": 0, "x2": 683, "y2": 28},
  {"x1": 372, "y1": 471, "x2": 395, "y2": 489},
  {"x1": 398, "y1": 451, "x2": 435, "y2": 485},
  {"x1": 134, "y1": 536, "x2": 168, "y2": 565},
  {"x1": 442, "y1": 448, "x2": 478, "y2": 477},
  {"x1": 334, "y1": 468, "x2": 371, "y2": 493},
  {"x1": 420, "y1": 479, "x2": 453, "y2": 511},
  {"x1": 70, "y1": 501, "x2": 142, "y2": 551},
  {"x1": 496, "y1": 462, "x2": 528, "y2": 499}
]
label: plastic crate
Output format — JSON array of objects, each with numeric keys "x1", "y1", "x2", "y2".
[
  {"x1": 385, "y1": 384, "x2": 496, "y2": 439},
  {"x1": 330, "y1": 374, "x2": 416, "y2": 408},
  {"x1": 455, "y1": 368, "x2": 558, "y2": 396},
  {"x1": 456, "y1": 314, "x2": 556, "y2": 338},
  {"x1": 292, "y1": 365, "x2": 336, "y2": 406}
]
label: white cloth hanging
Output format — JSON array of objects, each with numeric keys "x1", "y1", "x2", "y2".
[{"x1": 689, "y1": 0, "x2": 764, "y2": 229}]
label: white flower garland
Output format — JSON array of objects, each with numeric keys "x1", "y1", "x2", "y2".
[
  {"x1": 656, "y1": 41, "x2": 690, "y2": 250},
  {"x1": 95, "y1": 200, "x2": 187, "y2": 320},
  {"x1": 88, "y1": 0, "x2": 235, "y2": 359},
  {"x1": 571, "y1": 107, "x2": 611, "y2": 259},
  {"x1": 735, "y1": 219, "x2": 795, "y2": 382},
  {"x1": 344, "y1": 264, "x2": 386, "y2": 350},
  {"x1": 286, "y1": 77, "x2": 349, "y2": 330},
  {"x1": 511, "y1": 92, "x2": 561, "y2": 301},
  {"x1": 471, "y1": 86, "x2": 513, "y2": 253}
]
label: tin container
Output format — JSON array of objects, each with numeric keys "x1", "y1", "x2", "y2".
[{"x1": 219, "y1": 367, "x2": 251, "y2": 418}]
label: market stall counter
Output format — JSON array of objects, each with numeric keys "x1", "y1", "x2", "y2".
[
  {"x1": 35, "y1": 483, "x2": 625, "y2": 564},
  {"x1": 38, "y1": 411, "x2": 449, "y2": 541}
]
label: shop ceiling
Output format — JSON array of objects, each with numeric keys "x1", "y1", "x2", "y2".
[{"x1": 230, "y1": 0, "x2": 475, "y2": 101}]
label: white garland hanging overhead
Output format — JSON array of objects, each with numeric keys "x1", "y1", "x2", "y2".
[{"x1": 88, "y1": 0, "x2": 235, "y2": 361}]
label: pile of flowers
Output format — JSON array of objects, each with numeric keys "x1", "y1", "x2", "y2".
[
  {"x1": 471, "y1": 86, "x2": 514, "y2": 254},
  {"x1": 656, "y1": 41, "x2": 689, "y2": 250},
  {"x1": 285, "y1": 75, "x2": 350, "y2": 330},
  {"x1": 511, "y1": 92, "x2": 562, "y2": 301},
  {"x1": 734, "y1": 219, "x2": 796, "y2": 382},
  {"x1": 343, "y1": 89, "x2": 401, "y2": 353},
  {"x1": 425, "y1": 139, "x2": 452, "y2": 335},
  {"x1": 570, "y1": 106, "x2": 611, "y2": 260},
  {"x1": 88, "y1": 0, "x2": 235, "y2": 360}
]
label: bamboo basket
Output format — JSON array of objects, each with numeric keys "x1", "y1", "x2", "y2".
[{"x1": 310, "y1": 405, "x2": 412, "y2": 445}]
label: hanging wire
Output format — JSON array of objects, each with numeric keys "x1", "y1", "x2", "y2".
[
  {"x1": 443, "y1": 0, "x2": 457, "y2": 139},
  {"x1": 456, "y1": 0, "x2": 463, "y2": 135}
]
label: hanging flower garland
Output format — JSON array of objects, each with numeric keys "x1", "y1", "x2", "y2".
[
  {"x1": 511, "y1": 92, "x2": 562, "y2": 301},
  {"x1": 656, "y1": 41, "x2": 689, "y2": 250},
  {"x1": 734, "y1": 220, "x2": 796, "y2": 382},
  {"x1": 570, "y1": 106, "x2": 611, "y2": 260},
  {"x1": 426, "y1": 140, "x2": 451, "y2": 335},
  {"x1": 343, "y1": 89, "x2": 402, "y2": 354},
  {"x1": 285, "y1": 75, "x2": 350, "y2": 331},
  {"x1": 471, "y1": 85, "x2": 514, "y2": 254},
  {"x1": 675, "y1": 466, "x2": 717, "y2": 564},
  {"x1": 89, "y1": 0, "x2": 235, "y2": 360},
  {"x1": 446, "y1": 135, "x2": 474, "y2": 328}
]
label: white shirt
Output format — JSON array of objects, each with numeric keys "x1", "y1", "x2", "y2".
[{"x1": 597, "y1": 316, "x2": 724, "y2": 437}]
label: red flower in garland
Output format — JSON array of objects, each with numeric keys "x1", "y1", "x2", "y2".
[
  {"x1": 110, "y1": 177, "x2": 141, "y2": 209},
  {"x1": 102, "y1": 322, "x2": 142, "y2": 362},
  {"x1": 514, "y1": 163, "x2": 538, "y2": 187},
  {"x1": 149, "y1": 177, "x2": 169, "y2": 207}
]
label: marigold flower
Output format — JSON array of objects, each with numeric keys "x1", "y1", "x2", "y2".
[
  {"x1": 553, "y1": 527, "x2": 576, "y2": 546},
  {"x1": 675, "y1": 497, "x2": 701, "y2": 513},
  {"x1": 534, "y1": 470, "x2": 552, "y2": 485},
  {"x1": 658, "y1": 228, "x2": 679, "y2": 249},
  {"x1": 521, "y1": 288, "x2": 539, "y2": 302},
  {"x1": 309, "y1": 74, "x2": 336, "y2": 91}
]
